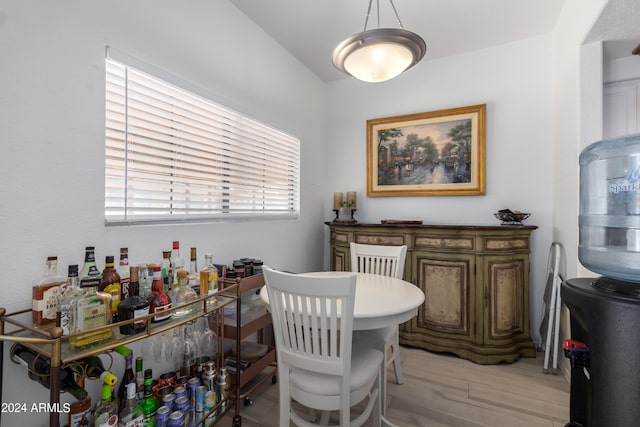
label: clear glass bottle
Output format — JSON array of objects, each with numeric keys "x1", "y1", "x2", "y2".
[
  {"x1": 168, "y1": 269, "x2": 198, "y2": 318},
  {"x1": 161, "y1": 251, "x2": 172, "y2": 292},
  {"x1": 58, "y1": 264, "x2": 84, "y2": 336},
  {"x1": 140, "y1": 369, "x2": 160, "y2": 425},
  {"x1": 32, "y1": 256, "x2": 67, "y2": 326},
  {"x1": 117, "y1": 248, "x2": 131, "y2": 300},
  {"x1": 94, "y1": 383, "x2": 119, "y2": 427},
  {"x1": 203, "y1": 253, "x2": 219, "y2": 295},
  {"x1": 70, "y1": 272, "x2": 112, "y2": 348},
  {"x1": 171, "y1": 240, "x2": 185, "y2": 286},
  {"x1": 147, "y1": 266, "x2": 172, "y2": 323},
  {"x1": 138, "y1": 264, "x2": 151, "y2": 298},
  {"x1": 188, "y1": 247, "x2": 199, "y2": 295},
  {"x1": 100, "y1": 255, "x2": 121, "y2": 323},
  {"x1": 135, "y1": 356, "x2": 144, "y2": 401},
  {"x1": 117, "y1": 266, "x2": 150, "y2": 335},
  {"x1": 118, "y1": 382, "x2": 144, "y2": 427}
]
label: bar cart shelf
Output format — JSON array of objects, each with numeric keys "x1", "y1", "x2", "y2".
[
  {"x1": 221, "y1": 274, "x2": 277, "y2": 407},
  {"x1": 0, "y1": 283, "x2": 243, "y2": 427}
]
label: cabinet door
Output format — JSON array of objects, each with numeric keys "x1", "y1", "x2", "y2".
[
  {"x1": 330, "y1": 244, "x2": 350, "y2": 271},
  {"x1": 410, "y1": 251, "x2": 477, "y2": 344},
  {"x1": 481, "y1": 254, "x2": 530, "y2": 345}
]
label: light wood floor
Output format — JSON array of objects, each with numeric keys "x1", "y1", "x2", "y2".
[{"x1": 225, "y1": 346, "x2": 570, "y2": 427}]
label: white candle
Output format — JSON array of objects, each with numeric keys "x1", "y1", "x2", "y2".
[{"x1": 347, "y1": 192, "x2": 356, "y2": 210}]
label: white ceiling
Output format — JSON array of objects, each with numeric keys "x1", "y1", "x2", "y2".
[
  {"x1": 230, "y1": 0, "x2": 640, "y2": 82},
  {"x1": 230, "y1": 0, "x2": 568, "y2": 83}
]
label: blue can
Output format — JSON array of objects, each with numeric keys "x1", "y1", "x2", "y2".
[
  {"x1": 162, "y1": 392, "x2": 176, "y2": 408},
  {"x1": 187, "y1": 377, "x2": 201, "y2": 406},
  {"x1": 168, "y1": 410, "x2": 185, "y2": 427},
  {"x1": 174, "y1": 395, "x2": 190, "y2": 412},
  {"x1": 195, "y1": 385, "x2": 208, "y2": 413},
  {"x1": 156, "y1": 405, "x2": 171, "y2": 427},
  {"x1": 174, "y1": 386, "x2": 188, "y2": 401}
]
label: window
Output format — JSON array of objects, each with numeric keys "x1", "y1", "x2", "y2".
[{"x1": 105, "y1": 55, "x2": 300, "y2": 225}]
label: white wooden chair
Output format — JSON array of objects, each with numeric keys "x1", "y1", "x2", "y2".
[
  {"x1": 263, "y1": 267, "x2": 383, "y2": 427},
  {"x1": 350, "y1": 242, "x2": 407, "y2": 411}
]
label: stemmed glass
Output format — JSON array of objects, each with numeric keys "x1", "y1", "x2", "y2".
[
  {"x1": 164, "y1": 328, "x2": 181, "y2": 363},
  {"x1": 180, "y1": 322, "x2": 197, "y2": 375},
  {"x1": 199, "y1": 313, "x2": 218, "y2": 360}
]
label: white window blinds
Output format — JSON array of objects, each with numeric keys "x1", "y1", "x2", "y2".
[{"x1": 105, "y1": 57, "x2": 300, "y2": 225}]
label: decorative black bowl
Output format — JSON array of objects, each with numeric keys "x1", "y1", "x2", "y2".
[{"x1": 494, "y1": 211, "x2": 531, "y2": 225}]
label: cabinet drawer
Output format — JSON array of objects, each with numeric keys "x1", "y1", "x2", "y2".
[
  {"x1": 331, "y1": 230, "x2": 349, "y2": 244},
  {"x1": 355, "y1": 233, "x2": 404, "y2": 245},
  {"x1": 482, "y1": 236, "x2": 529, "y2": 252},
  {"x1": 414, "y1": 235, "x2": 474, "y2": 251}
]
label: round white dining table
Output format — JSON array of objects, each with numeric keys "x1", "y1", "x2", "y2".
[{"x1": 258, "y1": 271, "x2": 425, "y2": 331}]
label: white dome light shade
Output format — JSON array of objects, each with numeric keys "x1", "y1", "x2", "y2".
[{"x1": 333, "y1": 28, "x2": 426, "y2": 83}]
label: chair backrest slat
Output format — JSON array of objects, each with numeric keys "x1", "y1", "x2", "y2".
[{"x1": 350, "y1": 242, "x2": 408, "y2": 279}]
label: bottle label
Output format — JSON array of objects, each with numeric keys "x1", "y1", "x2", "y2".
[
  {"x1": 103, "y1": 283, "x2": 121, "y2": 314},
  {"x1": 152, "y1": 303, "x2": 171, "y2": 322},
  {"x1": 79, "y1": 302, "x2": 108, "y2": 331},
  {"x1": 121, "y1": 278, "x2": 131, "y2": 300},
  {"x1": 96, "y1": 414, "x2": 118, "y2": 427},
  {"x1": 123, "y1": 413, "x2": 143, "y2": 427},
  {"x1": 32, "y1": 284, "x2": 62, "y2": 321},
  {"x1": 80, "y1": 277, "x2": 102, "y2": 288},
  {"x1": 69, "y1": 407, "x2": 91, "y2": 427},
  {"x1": 133, "y1": 307, "x2": 150, "y2": 328},
  {"x1": 60, "y1": 302, "x2": 71, "y2": 335}
]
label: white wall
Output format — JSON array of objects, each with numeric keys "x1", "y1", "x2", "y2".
[
  {"x1": 325, "y1": 35, "x2": 555, "y2": 347},
  {"x1": 0, "y1": 1, "x2": 325, "y2": 425}
]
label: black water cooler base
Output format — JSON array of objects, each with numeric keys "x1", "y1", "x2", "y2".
[{"x1": 562, "y1": 277, "x2": 640, "y2": 427}]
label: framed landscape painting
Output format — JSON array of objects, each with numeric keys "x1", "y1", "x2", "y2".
[{"x1": 366, "y1": 104, "x2": 486, "y2": 197}]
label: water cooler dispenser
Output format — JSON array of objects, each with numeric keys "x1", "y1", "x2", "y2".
[{"x1": 564, "y1": 133, "x2": 640, "y2": 426}]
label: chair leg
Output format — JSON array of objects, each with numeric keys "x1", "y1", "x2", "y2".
[
  {"x1": 391, "y1": 332, "x2": 404, "y2": 385},
  {"x1": 373, "y1": 362, "x2": 383, "y2": 427}
]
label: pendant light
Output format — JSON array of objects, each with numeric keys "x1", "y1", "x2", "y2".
[{"x1": 332, "y1": 0, "x2": 426, "y2": 83}]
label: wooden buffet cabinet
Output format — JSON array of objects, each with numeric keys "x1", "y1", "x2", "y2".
[{"x1": 325, "y1": 222, "x2": 538, "y2": 365}]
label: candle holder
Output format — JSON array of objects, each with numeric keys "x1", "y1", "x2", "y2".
[{"x1": 333, "y1": 208, "x2": 357, "y2": 223}]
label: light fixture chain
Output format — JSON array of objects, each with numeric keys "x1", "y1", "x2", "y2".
[{"x1": 388, "y1": 0, "x2": 405, "y2": 29}]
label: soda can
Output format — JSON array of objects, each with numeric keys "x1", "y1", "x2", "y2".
[
  {"x1": 195, "y1": 385, "x2": 208, "y2": 413},
  {"x1": 174, "y1": 386, "x2": 188, "y2": 401},
  {"x1": 175, "y1": 376, "x2": 190, "y2": 387},
  {"x1": 204, "y1": 390, "x2": 217, "y2": 418},
  {"x1": 168, "y1": 410, "x2": 186, "y2": 427},
  {"x1": 156, "y1": 405, "x2": 171, "y2": 427},
  {"x1": 162, "y1": 392, "x2": 176, "y2": 408},
  {"x1": 174, "y1": 395, "x2": 190, "y2": 412},
  {"x1": 187, "y1": 377, "x2": 201, "y2": 407}
]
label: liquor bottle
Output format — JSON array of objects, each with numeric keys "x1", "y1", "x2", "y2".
[
  {"x1": 77, "y1": 354, "x2": 118, "y2": 386},
  {"x1": 140, "y1": 369, "x2": 160, "y2": 425},
  {"x1": 203, "y1": 253, "x2": 219, "y2": 295},
  {"x1": 32, "y1": 256, "x2": 67, "y2": 326},
  {"x1": 115, "y1": 346, "x2": 136, "y2": 412},
  {"x1": 146, "y1": 265, "x2": 172, "y2": 322},
  {"x1": 100, "y1": 255, "x2": 122, "y2": 323},
  {"x1": 67, "y1": 397, "x2": 92, "y2": 427},
  {"x1": 58, "y1": 264, "x2": 84, "y2": 335},
  {"x1": 161, "y1": 250, "x2": 172, "y2": 292},
  {"x1": 117, "y1": 248, "x2": 131, "y2": 300},
  {"x1": 170, "y1": 241, "x2": 185, "y2": 286},
  {"x1": 187, "y1": 247, "x2": 199, "y2": 294},
  {"x1": 135, "y1": 356, "x2": 144, "y2": 401},
  {"x1": 138, "y1": 264, "x2": 151, "y2": 298},
  {"x1": 10, "y1": 343, "x2": 88, "y2": 401},
  {"x1": 118, "y1": 382, "x2": 144, "y2": 427},
  {"x1": 94, "y1": 383, "x2": 119, "y2": 427},
  {"x1": 117, "y1": 266, "x2": 150, "y2": 335},
  {"x1": 79, "y1": 246, "x2": 102, "y2": 287},
  {"x1": 168, "y1": 269, "x2": 198, "y2": 318},
  {"x1": 70, "y1": 268, "x2": 113, "y2": 348}
]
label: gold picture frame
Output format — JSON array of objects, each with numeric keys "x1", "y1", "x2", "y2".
[{"x1": 367, "y1": 104, "x2": 486, "y2": 197}]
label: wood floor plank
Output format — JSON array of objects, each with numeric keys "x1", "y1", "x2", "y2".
[{"x1": 223, "y1": 346, "x2": 570, "y2": 426}]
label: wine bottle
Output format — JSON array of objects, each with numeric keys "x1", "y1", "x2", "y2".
[
  {"x1": 135, "y1": 356, "x2": 144, "y2": 401},
  {"x1": 188, "y1": 247, "x2": 199, "y2": 294},
  {"x1": 117, "y1": 248, "x2": 131, "y2": 300},
  {"x1": 77, "y1": 355, "x2": 117, "y2": 386},
  {"x1": 94, "y1": 383, "x2": 119, "y2": 427},
  {"x1": 114, "y1": 346, "x2": 136, "y2": 412},
  {"x1": 10, "y1": 343, "x2": 88, "y2": 401}
]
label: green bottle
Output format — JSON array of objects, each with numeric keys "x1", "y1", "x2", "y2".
[{"x1": 140, "y1": 369, "x2": 159, "y2": 426}]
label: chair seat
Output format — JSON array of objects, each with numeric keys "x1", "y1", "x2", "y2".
[
  {"x1": 354, "y1": 326, "x2": 397, "y2": 344},
  {"x1": 290, "y1": 345, "x2": 383, "y2": 396}
]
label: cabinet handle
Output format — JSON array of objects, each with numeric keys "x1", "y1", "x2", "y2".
[{"x1": 484, "y1": 287, "x2": 489, "y2": 307}]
